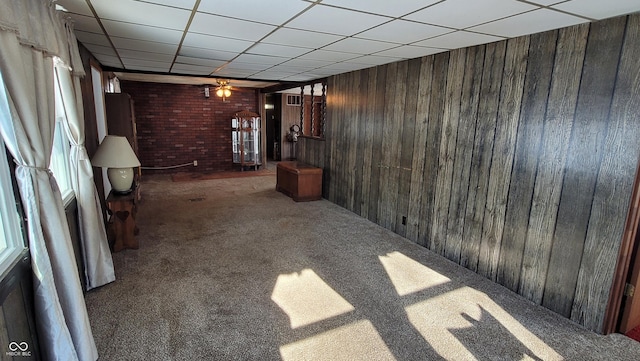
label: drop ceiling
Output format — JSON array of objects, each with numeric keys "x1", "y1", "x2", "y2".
[{"x1": 56, "y1": 0, "x2": 640, "y2": 88}]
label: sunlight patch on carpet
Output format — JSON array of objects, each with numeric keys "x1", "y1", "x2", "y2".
[
  {"x1": 405, "y1": 287, "x2": 562, "y2": 361},
  {"x1": 279, "y1": 320, "x2": 396, "y2": 361},
  {"x1": 379, "y1": 251, "x2": 451, "y2": 296},
  {"x1": 271, "y1": 269, "x2": 355, "y2": 329}
]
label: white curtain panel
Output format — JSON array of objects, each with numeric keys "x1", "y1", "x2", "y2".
[
  {"x1": 55, "y1": 60, "x2": 116, "y2": 290},
  {"x1": 0, "y1": 0, "x2": 98, "y2": 360}
]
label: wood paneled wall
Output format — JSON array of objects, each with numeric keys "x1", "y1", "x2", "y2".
[{"x1": 297, "y1": 14, "x2": 640, "y2": 333}]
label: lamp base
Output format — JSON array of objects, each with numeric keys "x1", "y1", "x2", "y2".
[{"x1": 107, "y1": 167, "x2": 135, "y2": 193}]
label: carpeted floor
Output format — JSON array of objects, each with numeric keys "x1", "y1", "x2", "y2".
[{"x1": 85, "y1": 174, "x2": 640, "y2": 360}]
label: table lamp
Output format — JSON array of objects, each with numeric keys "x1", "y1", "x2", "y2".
[{"x1": 92, "y1": 135, "x2": 141, "y2": 193}]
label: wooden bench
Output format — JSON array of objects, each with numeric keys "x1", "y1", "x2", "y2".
[{"x1": 276, "y1": 161, "x2": 322, "y2": 202}]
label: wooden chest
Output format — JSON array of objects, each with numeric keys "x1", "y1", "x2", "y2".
[{"x1": 276, "y1": 161, "x2": 322, "y2": 202}]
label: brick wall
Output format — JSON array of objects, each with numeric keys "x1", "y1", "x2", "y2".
[{"x1": 120, "y1": 80, "x2": 259, "y2": 173}]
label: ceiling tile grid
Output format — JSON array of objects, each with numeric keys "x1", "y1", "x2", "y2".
[{"x1": 55, "y1": 0, "x2": 640, "y2": 87}]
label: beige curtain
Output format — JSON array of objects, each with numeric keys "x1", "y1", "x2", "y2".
[
  {"x1": 55, "y1": 24, "x2": 115, "y2": 290},
  {"x1": 0, "y1": 0, "x2": 97, "y2": 360}
]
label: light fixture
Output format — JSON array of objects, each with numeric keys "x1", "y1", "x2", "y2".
[
  {"x1": 91, "y1": 135, "x2": 141, "y2": 194},
  {"x1": 216, "y1": 79, "x2": 232, "y2": 101}
]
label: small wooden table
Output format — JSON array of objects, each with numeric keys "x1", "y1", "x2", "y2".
[{"x1": 106, "y1": 190, "x2": 138, "y2": 252}]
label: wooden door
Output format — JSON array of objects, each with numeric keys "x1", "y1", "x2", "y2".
[{"x1": 619, "y1": 230, "x2": 640, "y2": 333}]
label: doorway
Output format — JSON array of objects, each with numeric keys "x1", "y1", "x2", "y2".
[
  {"x1": 606, "y1": 160, "x2": 640, "y2": 336},
  {"x1": 265, "y1": 93, "x2": 281, "y2": 161}
]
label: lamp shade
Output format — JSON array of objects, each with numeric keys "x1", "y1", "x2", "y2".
[{"x1": 91, "y1": 135, "x2": 141, "y2": 168}]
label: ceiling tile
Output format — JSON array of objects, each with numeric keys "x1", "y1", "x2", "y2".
[
  {"x1": 179, "y1": 46, "x2": 239, "y2": 61},
  {"x1": 527, "y1": 0, "x2": 568, "y2": 5},
  {"x1": 373, "y1": 45, "x2": 444, "y2": 59},
  {"x1": 224, "y1": 62, "x2": 273, "y2": 71},
  {"x1": 190, "y1": 12, "x2": 276, "y2": 41},
  {"x1": 552, "y1": 0, "x2": 640, "y2": 20},
  {"x1": 170, "y1": 64, "x2": 215, "y2": 75},
  {"x1": 247, "y1": 43, "x2": 311, "y2": 58},
  {"x1": 174, "y1": 56, "x2": 227, "y2": 68},
  {"x1": 92, "y1": 0, "x2": 191, "y2": 30},
  {"x1": 74, "y1": 30, "x2": 111, "y2": 47},
  {"x1": 356, "y1": 20, "x2": 451, "y2": 44},
  {"x1": 285, "y1": 4, "x2": 390, "y2": 36},
  {"x1": 320, "y1": 0, "x2": 440, "y2": 17},
  {"x1": 55, "y1": 0, "x2": 93, "y2": 16},
  {"x1": 103, "y1": 20, "x2": 184, "y2": 43},
  {"x1": 212, "y1": 68, "x2": 256, "y2": 78},
  {"x1": 469, "y1": 8, "x2": 587, "y2": 38},
  {"x1": 262, "y1": 28, "x2": 344, "y2": 48},
  {"x1": 94, "y1": 54, "x2": 122, "y2": 67},
  {"x1": 251, "y1": 70, "x2": 300, "y2": 80},
  {"x1": 233, "y1": 54, "x2": 288, "y2": 66},
  {"x1": 347, "y1": 54, "x2": 404, "y2": 66},
  {"x1": 119, "y1": 49, "x2": 174, "y2": 62},
  {"x1": 297, "y1": 50, "x2": 359, "y2": 62},
  {"x1": 405, "y1": 0, "x2": 538, "y2": 29},
  {"x1": 182, "y1": 33, "x2": 253, "y2": 53},
  {"x1": 84, "y1": 44, "x2": 118, "y2": 57},
  {"x1": 268, "y1": 64, "x2": 316, "y2": 73},
  {"x1": 138, "y1": 0, "x2": 197, "y2": 10},
  {"x1": 121, "y1": 58, "x2": 171, "y2": 73},
  {"x1": 315, "y1": 62, "x2": 371, "y2": 73},
  {"x1": 413, "y1": 31, "x2": 505, "y2": 50},
  {"x1": 197, "y1": 0, "x2": 310, "y2": 25},
  {"x1": 68, "y1": 14, "x2": 103, "y2": 33},
  {"x1": 322, "y1": 38, "x2": 397, "y2": 54},
  {"x1": 281, "y1": 74, "x2": 320, "y2": 82},
  {"x1": 280, "y1": 58, "x2": 333, "y2": 68},
  {"x1": 112, "y1": 37, "x2": 179, "y2": 54}
]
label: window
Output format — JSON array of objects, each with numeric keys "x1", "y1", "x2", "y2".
[
  {"x1": 0, "y1": 73, "x2": 26, "y2": 276},
  {"x1": 51, "y1": 66, "x2": 74, "y2": 205},
  {"x1": 286, "y1": 95, "x2": 301, "y2": 106}
]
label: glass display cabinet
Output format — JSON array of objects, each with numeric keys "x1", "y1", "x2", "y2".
[{"x1": 232, "y1": 110, "x2": 262, "y2": 170}]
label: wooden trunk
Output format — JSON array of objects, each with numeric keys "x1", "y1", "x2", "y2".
[{"x1": 276, "y1": 161, "x2": 322, "y2": 202}]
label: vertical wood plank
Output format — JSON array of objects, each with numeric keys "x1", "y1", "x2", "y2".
[
  {"x1": 461, "y1": 41, "x2": 506, "y2": 271},
  {"x1": 353, "y1": 69, "x2": 370, "y2": 215},
  {"x1": 407, "y1": 56, "x2": 435, "y2": 242},
  {"x1": 519, "y1": 23, "x2": 589, "y2": 305},
  {"x1": 327, "y1": 75, "x2": 340, "y2": 204},
  {"x1": 418, "y1": 52, "x2": 449, "y2": 248},
  {"x1": 497, "y1": 30, "x2": 557, "y2": 293},
  {"x1": 345, "y1": 71, "x2": 361, "y2": 212},
  {"x1": 368, "y1": 65, "x2": 387, "y2": 223},
  {"x1": 478, "y1": 36, "x2": 529, "y2": 281},
  {"x1": 430, "y1": 48, "x2": 466, "y2": 255},
  {"x1": 445, "y1": 45, "x2": 485, "y2": 262},
  {"x1": 360, "y1": 67, "x2": 378, "y2": 219},
  {"x1": 396, "y1": 58, "x2": 422, "y2": 237},
  {"x1": 378, "y1": 61, "x2": 404, "y2": 229},
  {"x1": 337, "y1": 74, "x2": 350, "y2": 208},
  {"x1": 572, "y1": 14, "x2": 640, "y2": 332}
]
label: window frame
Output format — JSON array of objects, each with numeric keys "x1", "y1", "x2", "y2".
[
  {"x1": 0, "y1": 138, "x2": 27, "y2": 278},
  {"x1": 51, "y1": 65, "x2": 75, "y2": 207}
]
